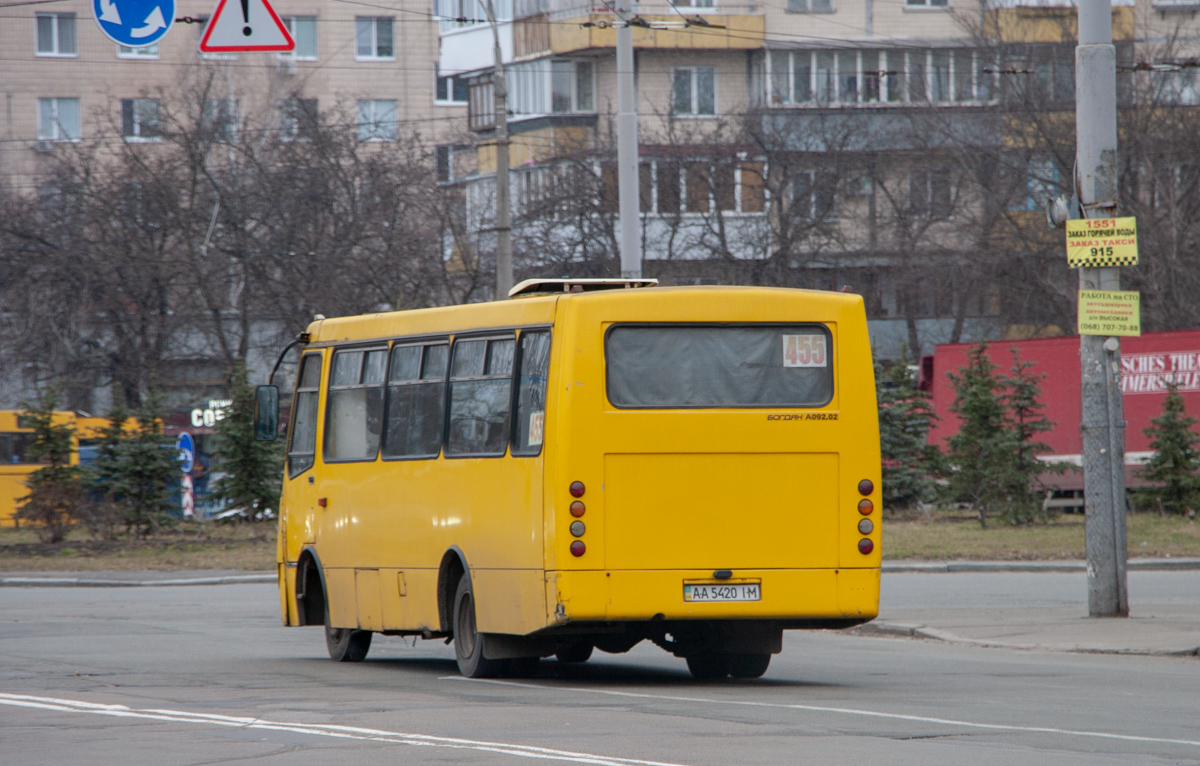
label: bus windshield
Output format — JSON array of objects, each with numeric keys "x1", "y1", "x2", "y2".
[{"x1": 605, "y1": 324, "x2": 832, "y2": 408}]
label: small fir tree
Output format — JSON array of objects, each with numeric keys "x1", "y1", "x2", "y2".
[
  {"x1": 945, "y1": 341, "x2": 1021, "y2": 528},
  {"x1": 876, "y1": 350, "x2": 942, "y2": 509},
  {"x1": 214, "y1": 364, "x2": 284, "y2": 520},
  {"x1": 1138, "y1": 380, "x2": 1200, "y2": 516},
  {"x1": 1001, "y1": 348, "x2": 1064, "y2": 523},
  {"x1": 86, "y1": 405, "x2": 131, "y2": 540},
  {"x1": 120, "y1": 393, "x2": 178, "y2": 537},
  {"x1": 14, "y1": 389, "x2": 90, "y2": 543}
]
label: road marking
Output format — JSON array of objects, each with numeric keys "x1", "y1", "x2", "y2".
[
  {"x1": 0, "y1": 692, "x2": 690, "y2": 766},
  {"x1": 442, "y1": 677, "x2": 1200, "y2": 750}
]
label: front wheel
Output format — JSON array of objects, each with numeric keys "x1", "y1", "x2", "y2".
[
  {"x1": 452, "y1": 576, "x2": 507, "y2": 678},
  {"x1": 325, "y1": 623, "x2": 371, "y2": 662}
]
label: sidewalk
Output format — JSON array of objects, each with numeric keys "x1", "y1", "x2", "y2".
[{"x1": 861, "y1": 558, "x2": 1200, "y2": 657}]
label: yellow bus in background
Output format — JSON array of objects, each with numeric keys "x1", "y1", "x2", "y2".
[
  {"x1": 266, "y1": 280, "x2": 881, "y2": 679},
  {"x1": 0, "y1": 411, "x2": 109, "y2": 527}
]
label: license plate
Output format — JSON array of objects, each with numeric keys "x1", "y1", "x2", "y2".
[{"x1": 683, "y1": 580, "x2": 761, "y2": 602}]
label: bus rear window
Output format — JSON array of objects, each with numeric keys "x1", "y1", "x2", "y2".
[{"x1": 605, "y1": 324, "x2": 832, "y2": 408}]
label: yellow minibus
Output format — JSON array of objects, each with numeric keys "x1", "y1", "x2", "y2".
[{"x1": 260, "y1": 279, "x2": 881, "y2": 679}]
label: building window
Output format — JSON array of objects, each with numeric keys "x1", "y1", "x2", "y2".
[
  {"x1": 357, "y1": 99, "x2": 398, "y2": 141},
  {"x1": 279, "y1": 98, "x2": 318, "y2": 141},
  {"x1": 909, "y1": 167, "x2": 953, "y2": 218},
  {"x1": 355, "y1": 17, "x2": 394, "y2": 60},
  {"x1": 551, "y1": 59, "x2": 594, "y2": 113},
  {"x1": 786, "y1": 0, "x2": 832, "y2": 11},
  {"x1": 36, "y1": 13, "x2": 76, "y2": 56},
  {"x1": 202, "y1": 99, "x2": 239, "y2": 141},
  {"x1": 1012, "y1": 157, "x2": 1058, "y2": 212},
  {"x1": 436, "y1": 68, "x2": 469, "y2": 104},
  {"x1": 38, "y1": 98, "x2": 80, "y2": 141},
  {"x1": 118, "y1": 43, "x2": 159, "y2": 59},
  {"x1": 673, "y1": 0, "x2": 715, "y2": 7},
  {"x1": 280, "y1": 16, "x2": 318, "y2": 59},
  {"x1": 791, "y1": 170, "x2": 838, "y2": 221},
  {"x1": 121, "y1": 99, "x2": 161, "y2": 141},
  {"x1": 906, "y1": 0, "x2": 948, "y2": 7},
  {"x1": 639, "y1": 158, "x2": 767, "y2": 216},
  {"x1": 768, "y1": 49, "x2": 995, "y2": 106},
  {"x1": 672, "y1": 67, "x2": 716, "y2": 116}
]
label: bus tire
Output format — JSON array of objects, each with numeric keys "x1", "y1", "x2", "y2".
[
  {"x1": 685, "y1": 653, "x2": 730, "y2": 680},
  {"x1": 452, "y1": 576, "x2": 506, "y2": 678},
  {"x1": 727, "y1": 653, "x2": 771, "y2": 679},
  {"x1": 555, "y1": 643, "x2": 594, "y2": 664},
  {"x1": 325, "y1": 623, "x2": 372, "y2": 662}
]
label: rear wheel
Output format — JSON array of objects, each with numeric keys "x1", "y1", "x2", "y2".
[
  {"x1": 685, "y1": 653, "x2": 730, "y2": 680},
  {"x1": 452, "y1": 576, "x2": 507, "y2": 678},
  {"x1": 325, "y1": 623, "x2": 371, "y2": 662},
  {"x1": 727, "y1": 653, "x2": 771, "y2": 679},
  {"x1": 555, "y1": 643, "x2": 594, "y2": 664}
]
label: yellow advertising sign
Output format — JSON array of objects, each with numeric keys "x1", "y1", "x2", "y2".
[
  {"x1": 1065, "y1": 217, "x2": 1138, "y2": 267},
  {"x1": 1078, "y1": 290, "x2": 1141, "y2": 337}
]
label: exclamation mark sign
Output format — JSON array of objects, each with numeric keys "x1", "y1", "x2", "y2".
[{"x1": 241, "y1": 0, "x2": 251, "y2": 36}]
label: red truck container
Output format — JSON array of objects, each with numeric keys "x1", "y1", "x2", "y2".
[{"x1": 922, "y1": 329, "x2": 1200, "y2": 494}]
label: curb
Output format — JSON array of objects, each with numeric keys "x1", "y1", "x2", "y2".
[
  {"x1": 883, "y1": 558, "x2": 1200, "y2": 573},
  {"x1": 0, "y1": 574, "x2": 276, "y2": 588},
  {"x1": 848, "y1": 620, "x2": 1200, "y2": 658}
]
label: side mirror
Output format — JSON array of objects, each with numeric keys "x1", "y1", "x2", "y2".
[{"x1": 254, "y1": 385, "x2": 279, "y2": 441}]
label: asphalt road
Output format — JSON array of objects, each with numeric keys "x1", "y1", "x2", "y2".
[{"x1": 2, "y1": 576, "x2": 1198, "y2": 766}]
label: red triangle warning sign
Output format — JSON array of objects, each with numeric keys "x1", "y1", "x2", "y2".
[{"x1": 199, "y1": 0, "x2": 294, "y2": 52}]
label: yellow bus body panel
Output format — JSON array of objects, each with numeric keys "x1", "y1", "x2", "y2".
[{"x1": 277, "y1": 286, "x2": 881, "y2": 635}]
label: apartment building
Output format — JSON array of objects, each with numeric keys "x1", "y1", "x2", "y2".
[
  {"x1": 0, "y1": 0, "x2": 459, "y2": 189},
  {"x1": 437, "y1": 0, "x2": 1200, "y2": 356}
]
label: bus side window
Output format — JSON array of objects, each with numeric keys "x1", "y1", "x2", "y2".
[
  {"x1": 446, "y1": 336, "x2": 514, "y2": 456},
  {"x1": 324, "y1": 347, "x2": 388, "y2": 462},
  {"x1": 382, "y1": 342, "x2": 448, "y2": 459},
  {"x1": 288, "y1": 354, "x2": 322, "y2": 477},
  {"x1": 511, "y1": 331, "x2": 550, "y2": 456}
]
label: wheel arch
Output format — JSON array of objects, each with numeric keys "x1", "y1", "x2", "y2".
[
  {"x1": 295, "y1": 547, "x2": 328, "y2": 627},
  {"x1": 437, "y1": 547, "x2": 469, "y2": 634}
]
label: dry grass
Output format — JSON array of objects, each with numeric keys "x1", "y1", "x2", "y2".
[
  {"x1": 0, "y1": 522, "x2": 276, "y2": 572},
  {"x1": 3, "y1": 513, "x2": 1198, "y2": 570},
  {"x1": 883, "y1": 510, "x2": 1200, "y2": 561}
]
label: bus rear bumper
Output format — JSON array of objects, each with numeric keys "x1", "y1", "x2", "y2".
[{"x1": 546, "y1": 567, "x2": 879, "y2": 625}]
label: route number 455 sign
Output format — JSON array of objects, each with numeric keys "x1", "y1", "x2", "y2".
[{"x1": 783, "y1": 334, "x2": 827, "y2": 368}]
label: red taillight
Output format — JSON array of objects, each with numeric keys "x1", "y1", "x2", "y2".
[
  {"x1": 569, "y1": 481, "x2": 585, "y2": 498},
  {"x1": 570, "y1": 501, "x2": 586, "y2": 517},
  {"x1": 858, "y1": 499, "x2": 874, "y2": 516},
  {"x1": 858, "y1": 538, "x2": 874, "y2": 555},
  {"x1": 570, "y1": 540, "x2": 586, "y2": 557},
  {"x1": 858, "y1": 479, "x2": 874, "y2": 496}
]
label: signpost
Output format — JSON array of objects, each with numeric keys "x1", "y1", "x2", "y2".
[
  {"x1": 176, "y1": 432, "x2": 195, "y2": 519},
  {"x1": 1066, "y1": 217, "x2": 1138, "y2": 268},
  {"x1": 199, "y1": 0, "x2": 294, "y2": 53},
  {"x1": 1078, "y1": 290, "x2": 1141, "y2": 337},
  {"x1": 93, "y1": 0, "x2": 175, "y2": 47}
]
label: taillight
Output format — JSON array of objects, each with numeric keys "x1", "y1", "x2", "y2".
[
  {"x1": 569, "y1": 481, "x2": 585, "y2": 498},
  {"x1": 858, "y1": 479, "x2": 874, "y2": 496},
  {"x1": 570, "y1": 540, "x2": 586, "y2": 557},
  {"x1": 570, "y1": 521, "x2": 586, "y2": 537},
  {"x1": 570, "y1": 501, "x2": 586, "y2": 517},
  {"x1": 858, "y1": 499, "x2": 874, "y2": 515},
  {"x1": 858, "y1": 538, "x2": 874, "y2": 555},
  {"x1": 858, "y1": 518, "x2": 874, "y2": 535}
]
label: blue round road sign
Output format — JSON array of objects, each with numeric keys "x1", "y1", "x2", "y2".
[
  {"x1": 93, "y1": 0, "x2": 175, "y2": 47},
  {"x1": 176, "y1": 432, "x2": 195, "y2": 474}
]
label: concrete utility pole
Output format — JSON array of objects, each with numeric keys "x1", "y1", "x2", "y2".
[
  {"x1": 484, "y1": 0, "x2": 513, "y2": 298},
  {"x1": 1076, "y1": 0, "x2": 1128, "y2": 617},
  {"x1": 615, "y1": 0, "x2": 642, "y2": 279}
]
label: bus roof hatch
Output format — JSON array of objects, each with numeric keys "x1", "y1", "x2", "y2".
[{"x1": 508, "y1": 278, "x2": 659, "y2": 299}]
